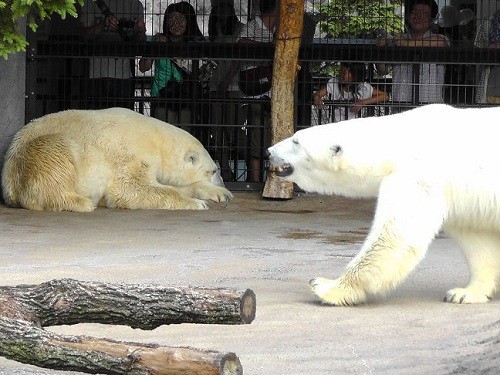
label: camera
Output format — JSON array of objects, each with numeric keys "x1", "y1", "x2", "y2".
[{"x1": 117, "y1": 18, "x2": 137, "y2": 41}]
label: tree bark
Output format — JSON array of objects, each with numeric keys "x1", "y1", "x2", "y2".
[
  {"x1": 0, "y1": 278, "x2": 256, "y2": 327},
  {"x1": 0, "y1": 279, "x2": 255, "y2": 374},
  {"x1": 0, "y1": 318, "x2": 241, "y2": 374},
  {"x1": 262, "y1": 0, "x2": 304, "y2": 199}
]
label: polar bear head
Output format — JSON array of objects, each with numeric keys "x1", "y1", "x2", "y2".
[
  {"x1": 156, "y1": 126, "x2": 225, "y2": 188},
  {"x1": 173, "y1": 146, "x2": 224, "y2": 187},
  {"x1": 102, "y1": 110, "x2": 226, "y2": 189},
  {"x1": 267, "y1": 122, "x2": 395, "y2": 198}
]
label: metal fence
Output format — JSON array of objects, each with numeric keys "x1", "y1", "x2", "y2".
[{"x1": 25, "y1": 0, "x2": 500, "y2": 191}]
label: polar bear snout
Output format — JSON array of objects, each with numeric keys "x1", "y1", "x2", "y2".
[
  {"x1": 210, "y1": 166, "x2": 225, "y2": 187},
  {"x1": 274, "y1": 163, "x2": 294, "y2": 177},
  {"x1": 267, "y1": 146, "x2": 294, "y2": 177}
]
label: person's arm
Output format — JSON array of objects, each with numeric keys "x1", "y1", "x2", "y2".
[
  {"x1": 80, "y1": 12, "x2": 119, "y2": 40},
  {"x1": 313, "y1": 86, "x2": 328, "y2": 108},
  {"x1": 133, "y1": 17, "x2": 147, "y2": 41},
  {"x1": 395, "y1": 34, "x2": 448, "y2": 48},
  {"x1": 218, "y1": 60, "x2": 240, "y2": 92},
  {"x1": 217, "y1": 38, "x2": 256, "y2": 92},
  {"x1": 351, "y1": 85, "x2": 388, "y2": 113},
  {"x1": 139, "y1": 34, "x2": 168, "y2": 73}
]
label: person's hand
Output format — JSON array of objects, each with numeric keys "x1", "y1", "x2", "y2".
[
  {"x1": 350, "y1": 100, "x2": 364, "y2": 114},
  {"x1": 104, "y1": 16, "x2": 118, "y2": 31},
  {"x1": 135, "y1": 18, "x2": 146, "y2": 35}
]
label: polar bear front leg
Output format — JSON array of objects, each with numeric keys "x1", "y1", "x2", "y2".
[
  {"x1": 106, "y1": 180, "x2": 209, "y2": 210},
  {"x1": 310, "y1": 176, "x2": 446, "y2": 305},
  {"x1": 178, "y1": 181, "x2": 233, "y2": 203},
  {"x1": 444, "y1": 229, "x2": 499, "y2": 303},
  {"x1": 310, "y1": 221, "x2": 430, "y2": 305}
]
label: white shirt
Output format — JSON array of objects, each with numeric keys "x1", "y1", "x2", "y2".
[
  {"x1": 79, "y1": 0, "x2": 144, "y2": 79},
  {"x1": 326, "y1": 77, "x2": 374, "y2": 122},
  {"x1": 390, "y1": 31, "x2": 450, "y2": 103},
  {"x1": 208, "y1": 24, "x2": 244, "y2": 93}
]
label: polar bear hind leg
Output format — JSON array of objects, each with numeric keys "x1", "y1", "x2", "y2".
[
  {"x1": 444, "y1": 229, "x2": 499, "y2": 303},
  {"x1": 5, "y1": 134, "x2": 94, "y2": 212}
]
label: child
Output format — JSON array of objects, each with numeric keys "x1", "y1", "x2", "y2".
[{"x1": 313, "y1": 63, "x2": 389, "y2": 122}]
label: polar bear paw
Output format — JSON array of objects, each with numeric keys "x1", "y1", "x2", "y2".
[
  {"x1": 444, "y1": 288, "x2": 492, "y2": 304},
  {"x1": 309, "y1": 277, "x2": 367, "y2": 306},
  {"x1": 188, "y1": 198, "x2": 210, "y2": 210},
  {"x1": 196, "y1": 186, "x2": 233, "y2": 203}
]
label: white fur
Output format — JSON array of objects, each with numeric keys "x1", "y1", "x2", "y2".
[
  {"x1": 268, "y1": 104, "x2": 500, "y2": 305},
  {"x1": 2, "y1": 108, "x2": 233, "y2": 211}
]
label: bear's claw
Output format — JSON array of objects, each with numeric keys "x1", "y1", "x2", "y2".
[
  {"x1": 309, "y1": 277, "x2": 366, "y2": 306},
  {"x1": 444, "y1": 288, "x2": 492, "y2": 304}
]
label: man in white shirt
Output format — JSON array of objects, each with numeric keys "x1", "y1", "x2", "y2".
[{"x1": 79, "y1": 0, "x2": 146, "y2": 109}]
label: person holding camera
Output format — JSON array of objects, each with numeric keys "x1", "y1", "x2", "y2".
[
  {"x1": 139, "y1": 1, "x2": 205, "y2": 129},
  {"x1": 79, "y1": 0, "x2": 146, "y2": 110}
]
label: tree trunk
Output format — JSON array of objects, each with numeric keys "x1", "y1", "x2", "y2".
[
  {"x1": 0, "y1": 279, "x2": 255, "y2": 374},
  {"x1": 262, "y1": 0, "x2": 304, "y2": 199}
]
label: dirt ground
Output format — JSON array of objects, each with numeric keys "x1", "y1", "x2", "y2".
[{"x1": 0, "y1": 192, "x2": 498, "y2": 374}]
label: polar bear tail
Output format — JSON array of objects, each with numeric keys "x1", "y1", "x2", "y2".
[{"x1": 2, "y1": 133, "x2": 94, "y2": 212}]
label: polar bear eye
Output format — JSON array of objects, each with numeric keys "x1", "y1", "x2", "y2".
[
  {"x1": 292, "y1": 138, "x2": 299, "y2": 145},
  {"x1": 331, "y1": 145, "x2": 343, "y2": 156},
  {"x1": 185, "y1": 152, "x2": 198, "y2": 164}
]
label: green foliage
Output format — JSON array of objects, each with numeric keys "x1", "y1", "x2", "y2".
[
  {"x1": 317, "y1": 0, "x2": 404, "y2": 39},
  {"x1": 0, "y1": 0, "x2": 84, "y2": 59},
  {"x1": 311, "y1": 0, "x2": 405, "y2": 76}
]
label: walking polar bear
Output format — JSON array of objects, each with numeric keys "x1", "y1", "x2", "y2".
[
  {"x1": 2, "y1": 108, "x2": 232, "y2": 211},
  {"x1": 268, "y1": 104, "x2": 499, "y2": 305}
]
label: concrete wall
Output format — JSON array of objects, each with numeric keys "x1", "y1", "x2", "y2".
[
  {"x1": 0, "y1": 20, "x2": 26, "y2": 187},
  {"x1": 0, "y1": 51, "x2": 25, "y2": 178}
]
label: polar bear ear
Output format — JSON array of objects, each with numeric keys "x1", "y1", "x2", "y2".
[
  {"x1": 330, "y1": 145, "x2": 343, "y2": 156},
  {"x1": 185, "y1": 151, "x2": 198, "y2": 165}
]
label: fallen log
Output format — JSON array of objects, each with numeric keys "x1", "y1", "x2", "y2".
[
  {"x1": 0, "y1": 279, "x2": 255, "y2": 374},
  {"x1": 0, "y1": 318, "x2": 241, "y2": 374},
  {"x1": 0, "y1": 278, "x2": 256, "y2": 327}
]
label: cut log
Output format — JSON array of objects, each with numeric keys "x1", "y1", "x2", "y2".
[
  {"x1": 262, "y1": 0, "x2": 304, "y2": 199},
  {"x1": 0, "y1": 317, "x2": 242, "y2": 374},
  {"x1": 0, "y1": 279, "x2": 255, "y2": 374},
  {"x1": 0, "y1": 278, "x2": 256, "y2": 327}
]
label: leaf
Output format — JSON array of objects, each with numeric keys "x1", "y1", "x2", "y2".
[{"x1": 0, "y1": 0, "x2": 85, "y2": 58}]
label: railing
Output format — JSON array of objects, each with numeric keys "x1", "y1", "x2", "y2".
[{"x1": 26, "y1": 38, "x2": 500, "y2": 190}]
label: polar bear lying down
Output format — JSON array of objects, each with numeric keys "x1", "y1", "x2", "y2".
[
  {"x1": 2, "y1": 108, "x2": 233, "y2": 211},
  {"x1": 268, "y1": 104, "x2": 499, "y2": 305}
]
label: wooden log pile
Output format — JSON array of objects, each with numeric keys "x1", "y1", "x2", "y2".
[{"x1": 0, "y1": 278, "x2": 256, "y2": 374}]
